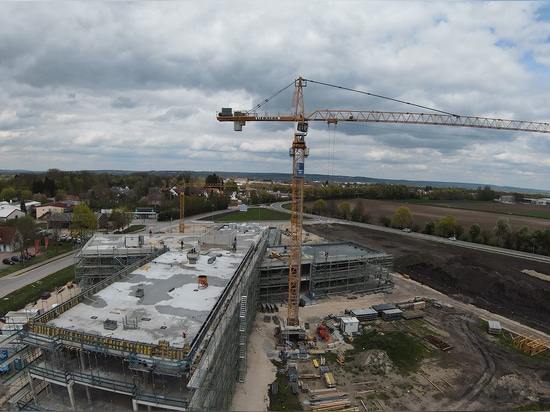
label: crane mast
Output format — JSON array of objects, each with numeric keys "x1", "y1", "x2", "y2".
[
  {"x1": 287, "y1": 77, "x2": 309, "y2": 326},
  {"x1": 169, "y1": 185, "x2": 186, "y2": 233},
  {"x1": 179, "y1": 189, "x2": 185, "y2": 233},
  {"x1": 217, "y1": 77, "x2": 550, "y2": 329}
]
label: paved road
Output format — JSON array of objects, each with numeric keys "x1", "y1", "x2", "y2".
[{"x1": 0, "y1": 254, "x2": 75, "y2": 299}]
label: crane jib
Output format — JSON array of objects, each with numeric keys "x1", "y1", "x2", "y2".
[{"x1": 217, "y1": 111, "x2": 550, "y2": 133}]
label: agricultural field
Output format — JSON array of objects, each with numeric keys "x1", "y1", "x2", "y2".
[{"x1": 309, "y1": 198, "x2": 550, "y2": 242}]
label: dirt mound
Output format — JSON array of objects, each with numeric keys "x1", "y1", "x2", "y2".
[{"x1": 353, "y1": 349, "x2": 394, "y2": 375}]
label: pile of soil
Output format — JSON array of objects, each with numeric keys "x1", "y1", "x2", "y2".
[{"x1": 306, "y1": 223, "x2": 550, "y2": 336}]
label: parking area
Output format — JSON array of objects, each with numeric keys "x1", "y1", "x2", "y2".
[{"x1": 0, "y1": 252, "x2": 34, "y2": 267}]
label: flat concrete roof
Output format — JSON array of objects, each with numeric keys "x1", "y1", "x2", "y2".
[
  {"x1": 263, "y1": 241, "x2": 391, "y2": 267},
  {"x1": 47, "y1": 228, "x2": 262, "y2": 348}
]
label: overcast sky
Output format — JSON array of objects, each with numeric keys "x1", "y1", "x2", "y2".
[{"x1": 1, "y1": 1, "x2": 550, "y2": 191}]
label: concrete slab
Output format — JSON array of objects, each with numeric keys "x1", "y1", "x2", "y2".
[{"x1": 47, "y1": 231, "x2": 261, "y2": 347}]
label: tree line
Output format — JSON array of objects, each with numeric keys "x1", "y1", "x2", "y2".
[
  {"x1": 307, "y1": 200, "x2": 550, "y2": 256},
  {"x1": 1, "y1": 169, "x2": 548, "y2": 254}
]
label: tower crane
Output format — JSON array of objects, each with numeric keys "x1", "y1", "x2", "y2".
[
  {"x1": 169, "y1": 185, "x2": 185, "y2": 233},
  {"x1": 217, "y1": 76, "x2": 550, "y2": 328}
]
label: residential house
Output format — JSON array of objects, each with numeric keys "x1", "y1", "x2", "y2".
[
  {"x1": 48, "y1": 213, "x2": 72, "y2": 230},
  {"x1": 48, "y1": 212, "x2": 109, "y2": 232},
  {"x1": 34, "y1": 203, "x2": 69, "y2": 220},
  {"x1": 0, "y1": 205, "x2": 26, "y2": 222},
  {"x1": 95, "y1": 212, "x2": 109, "y2": 230},
  {"x1": 64, "y1": 195, "x2": 83, "y2": 206},
  {"x1": 0, "y1": 227, "x2": 21, "y2": 253}
]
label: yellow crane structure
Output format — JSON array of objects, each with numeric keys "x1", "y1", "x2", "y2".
[
  {"x1": 169, "y1": 185, "x2": 186, "y2": 233},
  {"x1": 217, "y1": 76, "x2": 550, "y2": 328}
]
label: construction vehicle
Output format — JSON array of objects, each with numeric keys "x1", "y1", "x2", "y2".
[{"x1": 217, "y1": 77, "x2": 550, "y2": 330}]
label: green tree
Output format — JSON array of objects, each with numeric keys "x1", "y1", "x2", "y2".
[
  {"x1": 0, "y1": 187, "x2": 16, "y2": 201},
  {"x1": 338, "y1": 202, "x2": 351, "y2": 220},
  {"x1": 494, "y1": 217, "x2": 511, "y2": 247},
  {"x1": 391, "y1": 206, "x2": 413, "y2": 229},
  {"x1": 480, "y1": 228, "x2": 492, "y2": 244},
  {"x1": 540, "y1": 228, "x2": 550, "y2": 255},
  {"x1": 14, "y1": 215, "x2": 37, "y2": 258},
  {"x1": 514, "y1": 226, "x2": 531, "y2": 251},
  {"x1": 71, "y1": 204, "x2": 98, "y2": 238},
  {"x1": 312, "y1": 199, "x2": 327, "y2": 215},
  {"x1": 248, "y1": 190, "x2": 259, "y2": 205},
  {"x1": 20, "y1": 189, "x2": 33, "y2": 201},
  {"x1": 437, "y1": 215, "x2": 458, "y2": 237},
  {"x1": 423, "y1": 219, "x2": 436, "y2": 235},
  {"x1": 55, "y1": 188, "x2": 67, "y2": 201},
  {"x1": 225, "y1": 179, "x2": 239, "y2": 195},
  {"x1": 469, "y1": 223, "x2": 481, "y2": 242},
  {"x1": 258, "y1": 189, "x2": 272, "y2": 204},
  {"x1": 379, "y1": 216, "x2": 391, "y2": 227},
  {"x1": 110, "y1": 207, "x2": 132, "y2": 232},
  {"x1": 476, "y1": 185, "x2": 496, "y2": 201},
  {"x1": 351, "y1": 200, "x2": 365, "y2": 222},
  {"x1": 530, "y1": 228, "x2": 543, "y2": 254},
  {"x1": 327, "y1": 200, "x2": 338, "y2": 218}
]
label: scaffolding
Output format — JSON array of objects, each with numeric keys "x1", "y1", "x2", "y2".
[
  {"x1": 74, "y1": 243, "x2": 163, "y2": 287},
  {"x1": 238, "y1": 296, "x2": 248, "y2": 383},
  {"x1": 259, "y1": 241, "x2": 393, "y2": 302},
  {"x1": 186, "y1": 232, "x2": 266, "y2": 411}
]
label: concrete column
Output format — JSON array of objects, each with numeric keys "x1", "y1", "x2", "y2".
[
  {"x1": 85, "y1": 385, "x2": 92, "y2": 404},
  {"x1": 78, "y1": 352, "x2": 92, "y2": 404},
  {"x1": 25, "y1": 370, "x2": 37, "y2": 405},
  {"x1": 67, "y1": 381, "x2": 76, "y2": 410},
  {"x1": 132, "y1": 398, "x2": 139, "y2": 411}
]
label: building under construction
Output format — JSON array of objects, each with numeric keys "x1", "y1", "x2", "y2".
[
  {"x1": 1, "y1": 225, "x2": 392, "y2": 411},
  {"x1": 259, "y1": 240, "x2": 393, "y2": 302}
]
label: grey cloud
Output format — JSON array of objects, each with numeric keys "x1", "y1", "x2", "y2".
[{"x1": 111, "y1": 96, "x2": 137, "y2": 109}]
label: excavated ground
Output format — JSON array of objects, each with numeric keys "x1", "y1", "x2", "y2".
[
  {"x1": 306, "y1": 223, "x2": 550, "y2": 336},
  {"x1": 293, "y1": 223, "x2": 550, "y2": 411}
]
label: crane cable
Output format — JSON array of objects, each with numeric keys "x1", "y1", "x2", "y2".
[
  {"x1": 247, "y1": 81, "x2": 295, "y2": 114},
  {"x1": 305, "y1": 78, "x2": 461, "y2": 118},
  {"x1": 245, "y1": 78, "x2": 460, "y2": 119}
]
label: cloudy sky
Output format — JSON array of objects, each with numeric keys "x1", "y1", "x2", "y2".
[{"x1": 1, "y1": 1, "x2": 550, "y2": 191}]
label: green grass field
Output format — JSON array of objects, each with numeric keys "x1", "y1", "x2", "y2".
[
  {"x1": 215, "y1": 207, "x2": 291, "y2": 222},
  {"x1": 0, "y1": 266, "x2": 76, "y2": 318}
]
